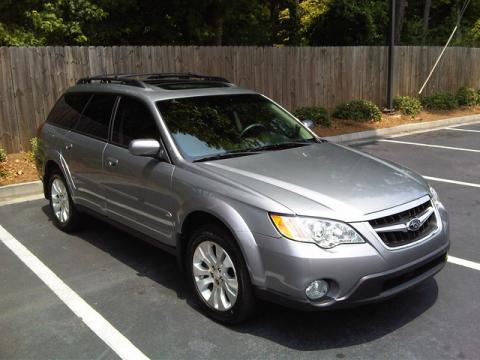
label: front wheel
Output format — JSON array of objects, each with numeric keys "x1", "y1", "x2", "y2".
[
  {"x1": 48, "y1": 171, "x2": 82, "y2": 232},
  {"x1": 187, "y1": 225, "x2": 257, "y2": 324}
]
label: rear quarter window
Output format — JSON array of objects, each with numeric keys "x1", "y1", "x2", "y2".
[
  {"x1": 75, "y1": 94, "x2": 117, "y2": 140},
  {"x1": 46, "y1": 93, "x2": 91, "y2": 130}
]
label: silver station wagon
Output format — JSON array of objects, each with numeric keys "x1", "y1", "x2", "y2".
[{"x1": 36, "y1": 73, "x2": 449, "y2": 324}]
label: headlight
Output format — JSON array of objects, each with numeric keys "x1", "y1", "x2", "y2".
[
  {"x1": 270, "y1": 214, "x2": 365, "y2": 249},
  {"x1": 429, "y1": 186, "x2": 440, "y2": 203}
]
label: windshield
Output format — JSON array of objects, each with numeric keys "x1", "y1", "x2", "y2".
[{"x1": 156, "y1": 94, "x2": 315, "y2": 161}]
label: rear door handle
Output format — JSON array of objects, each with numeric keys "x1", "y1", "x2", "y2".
[
  {"x1": 65, "y1": 143, "x2": 73, "y2": 151},
  {"x1": 106, "y1": 158, "x2": 119, "y2": 167}
]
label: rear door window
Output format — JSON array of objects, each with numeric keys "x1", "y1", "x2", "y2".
[
  {"x1": 111, "y1": 97, "x2": 160, "y2": 147},
  {"x1": 46, "y1": 93, "x2": 91, "y2": 130},
  {"x1": 75, "y1": 94, "x2": 117, "y2": 140}
]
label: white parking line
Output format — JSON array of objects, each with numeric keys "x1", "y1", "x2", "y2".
[
  {"x1": 379, "y1": 139, "x2": 480, "y2": 153},
  {"x1": 446, "y1": 127, "x2": 480, "y2": 133},
  {"x1": 448, "y1": 256, "x2": 480, "y2": 271},
  {"x1": 423, "y1": 176, "x2": 480, "y2": 188},
  {"x1": 0, "y1": 225, "x2": 150, "y2": 360}
]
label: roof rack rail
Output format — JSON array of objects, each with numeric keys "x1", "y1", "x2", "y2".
[
  {"x1": 76, "y1": 72, "x2": 232, "y2": 88},
  {"x1": 77, "y1": 75, "x2": 147, "y2": 88},
  {"x1": 138, "y1": 73, "x2": 230, "y2": 83}
]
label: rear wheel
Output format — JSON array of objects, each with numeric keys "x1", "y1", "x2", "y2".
[
  {"x1": 187, "y1": 224, "x2": 256, "y2": 324},
  {"x1": 48, "y1": 171, "x2": 82, "y2": 232}
]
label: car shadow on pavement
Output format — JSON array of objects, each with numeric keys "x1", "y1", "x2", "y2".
[
  {"x1": 40, "y1": 205, "x2": 191, "y2": 301},
  {"x1": 233, "y1": 279, "x2": 438, "y2": 350},
  {"x1": 41, "y1": 204, "x2": 439, "y2": 351}
]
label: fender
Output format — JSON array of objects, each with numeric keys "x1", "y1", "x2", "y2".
[
  {"x1": 42, "y1": 149, "x2": 76, "y2": 199},
  {"x1": 177, "y1": 195, "x2": 267, "y2": 286}
]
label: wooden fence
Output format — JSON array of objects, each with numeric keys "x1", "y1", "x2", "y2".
[{"x1": 1, "y1": 46, "x2": 480, "y2": 153}]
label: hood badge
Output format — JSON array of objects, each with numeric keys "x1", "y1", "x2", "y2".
[{"x1": 407, "y1": 218, "x2": 422, "y2": 231}]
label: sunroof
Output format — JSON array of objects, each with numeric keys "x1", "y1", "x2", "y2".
[{"x1": 149, "y1": 81, "x2": 231, "y2": 90}]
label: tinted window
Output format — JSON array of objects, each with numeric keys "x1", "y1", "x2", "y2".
[
  {"x1": 46, "y1": 93, "x2": 91, "y2": 130},
  {"x1": 75, "y1": 94, "x2": 117, "y2": 140},
  {"x1": 156, "y1": 94, "x2": 314, "y2": 160},
  {"x1": 112, "y1": 97, "x2": 160, "y2": 147}
]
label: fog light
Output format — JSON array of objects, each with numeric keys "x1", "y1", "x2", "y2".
[{"x1": 305, "y1": 279, "x2": 329, "y2": 300}]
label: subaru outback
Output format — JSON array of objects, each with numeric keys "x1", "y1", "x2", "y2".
[{"x1": 36, "y1": 73, "x2": 449, "y2": 324}]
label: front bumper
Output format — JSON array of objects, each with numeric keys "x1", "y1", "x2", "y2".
[{"x1": 249, "y1": 201, "x2": 449, "y2": 310}]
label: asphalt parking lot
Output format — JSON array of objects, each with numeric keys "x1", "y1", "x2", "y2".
[{"x1": 1, "y1": 122, "x2": 480, "y2": 360}]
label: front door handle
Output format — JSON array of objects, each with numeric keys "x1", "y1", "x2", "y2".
[
  {"x1": 65, "y1": 143, "x2": 73, "y2": 151},
  {"x1": 107, "y1": 158, "x2": 119, "y2": 167}
]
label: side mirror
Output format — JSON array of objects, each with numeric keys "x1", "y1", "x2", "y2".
[
  {"x1": 302, "y1": 119, "x2": 315, "y2": 129},
  {"x1": 128, "y1": 139, "x2": 168, "y2": 161}
]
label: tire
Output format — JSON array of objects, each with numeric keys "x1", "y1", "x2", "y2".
[
  {"x1": 48, "y1": 171, "x2": 82, "y2": 232},
  {"x1": 187, "y1": 224, "x2": 257, "y2": 324}
]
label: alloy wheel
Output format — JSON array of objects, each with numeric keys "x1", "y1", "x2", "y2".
[
  {"x1": 192, "y1": 241, "x2": 239, "y2": 311},
  {"x1": 51, "y1": 178, "x2": 70, "y2": 223}
]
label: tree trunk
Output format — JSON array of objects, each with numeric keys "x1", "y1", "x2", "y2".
[
  {"x1": 215, "y1": 16, "x2": 223, "y2": 46},
  {"x1": 395, "y1": 0, "x2": 408, "y2": 44},
  {"x1": 422, "y1": 0, "x2": 432, "y2": 44},
  {"x1": 208, "y1": 0, "x2": 225, "y2": 46}
]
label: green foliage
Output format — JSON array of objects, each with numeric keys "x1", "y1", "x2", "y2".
[
  {"x1": 27, "y1": 0, "x2": 107, "y2": 44},
  {"x1": 0, "y1": 0, "x2": 107, "y2": 45},
  {"x1": 1, "y1": 0, "x2": 480, "y2": 47},
  {"x1": 0, "y1": 146, "x2": 6, "y2": 178},
  {"x1": 0, "y1": 146, "x2": 6, "y2": 163},
  {"x1": 421, "y1": 92, "x2": 459, "y2": 110},
  {"x1": 29, "y1": 137, "x2": 39, "y2": 162},
  {"x1": 0, "y1": 23, "x2": 39, "y2": 46},
  {"x1": 293, "y1": 106, "x2": 330, "y2": 127},
  {"x1": 456, "y1": 87, "x2": 479, "y2": 106},
  {"x1": 306, "y1": 0, "x2": 388, "y2": 45},
  {"x1": 333, "y1": 100, "x2": 382, "y2": 122},
  {"x1": 393, "y1": 96, "x2": 422, "y2": 117}
]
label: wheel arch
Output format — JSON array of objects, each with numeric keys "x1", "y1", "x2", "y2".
[
  {"x1": 176, "y1": 204, "x2": 264, "y2": 285},
  {"x1": 43, "y1": 160, "x2": 62, "y2": 199},
  {"x1": 42, "y1": 151, "x2": 76, "y2": 200}
]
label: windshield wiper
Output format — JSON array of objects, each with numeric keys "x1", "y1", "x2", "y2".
[
  {"x1": 249, "y1": 139, "x2": 317, "y2": 152},
  {"x1": 193, "y1": 150, "x2": 261, "y2": 162}
]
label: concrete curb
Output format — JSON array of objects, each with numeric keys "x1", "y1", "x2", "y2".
[
  {"x1": 0, "y1": 180, "x2": 43, "y2": 202},
  {"x1": 323, "y1": 114, "x2": 480, "y2": 144}
]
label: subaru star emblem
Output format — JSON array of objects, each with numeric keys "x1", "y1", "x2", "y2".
[{"x1": 407, "y1": 218, "x2": 422, "y2": 231}]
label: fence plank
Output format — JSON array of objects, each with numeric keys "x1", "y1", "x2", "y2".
[{"x1": 0, "y1": 47, "x2": 20, "y2": 153}]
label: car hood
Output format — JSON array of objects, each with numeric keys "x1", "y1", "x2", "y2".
[{"x1": 197, "y1": 142, "x2": 429, "y2": 221}]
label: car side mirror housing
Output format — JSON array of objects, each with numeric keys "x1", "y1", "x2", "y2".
[
  {"x1": 302, "y1": 119, "x2": 315, "y2": 129},
  {"x1": 128, "y1": 139, "x2": 168, "y2": 161}
]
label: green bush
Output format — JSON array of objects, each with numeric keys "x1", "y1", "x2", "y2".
[
  {"x1": 293, "y1": 106, "x2": 331, "y2": 127},
  {"x1": 0, "y1": 146, "x2": 6, "y2": 178},
  {"x1": 0, "y1": 146, "x2": 6, "y2": 163},
  {"x1": 393, "y1": 96, "x2": 422, "y2": 117},
  {"x1": 332, "y1": 99, "x2": 382, "y2": 122},
  {"x1": 29, "y1": 137, "x2": 39, "y2": 162},
  {"x1": 421, "y1": 91, "x2": 458, "y2": 110},
  {"x1": 456, "y1": 87, "x2": 479, "y2": 106}
]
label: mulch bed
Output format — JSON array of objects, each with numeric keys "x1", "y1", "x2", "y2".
[
  {"x1": 315, "y1": 107, "x2": 480, "y2": 137},
  {"x1": 0, "y1": 152, "x2": 39, "y2": 186}
]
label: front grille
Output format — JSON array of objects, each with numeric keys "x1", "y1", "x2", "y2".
[
  {"x1": 382, "y1": 253, "x2": 447, "y2": 292},
  {"x1": 369, "y1": 200, "x2": 437, "y2": 248}
]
